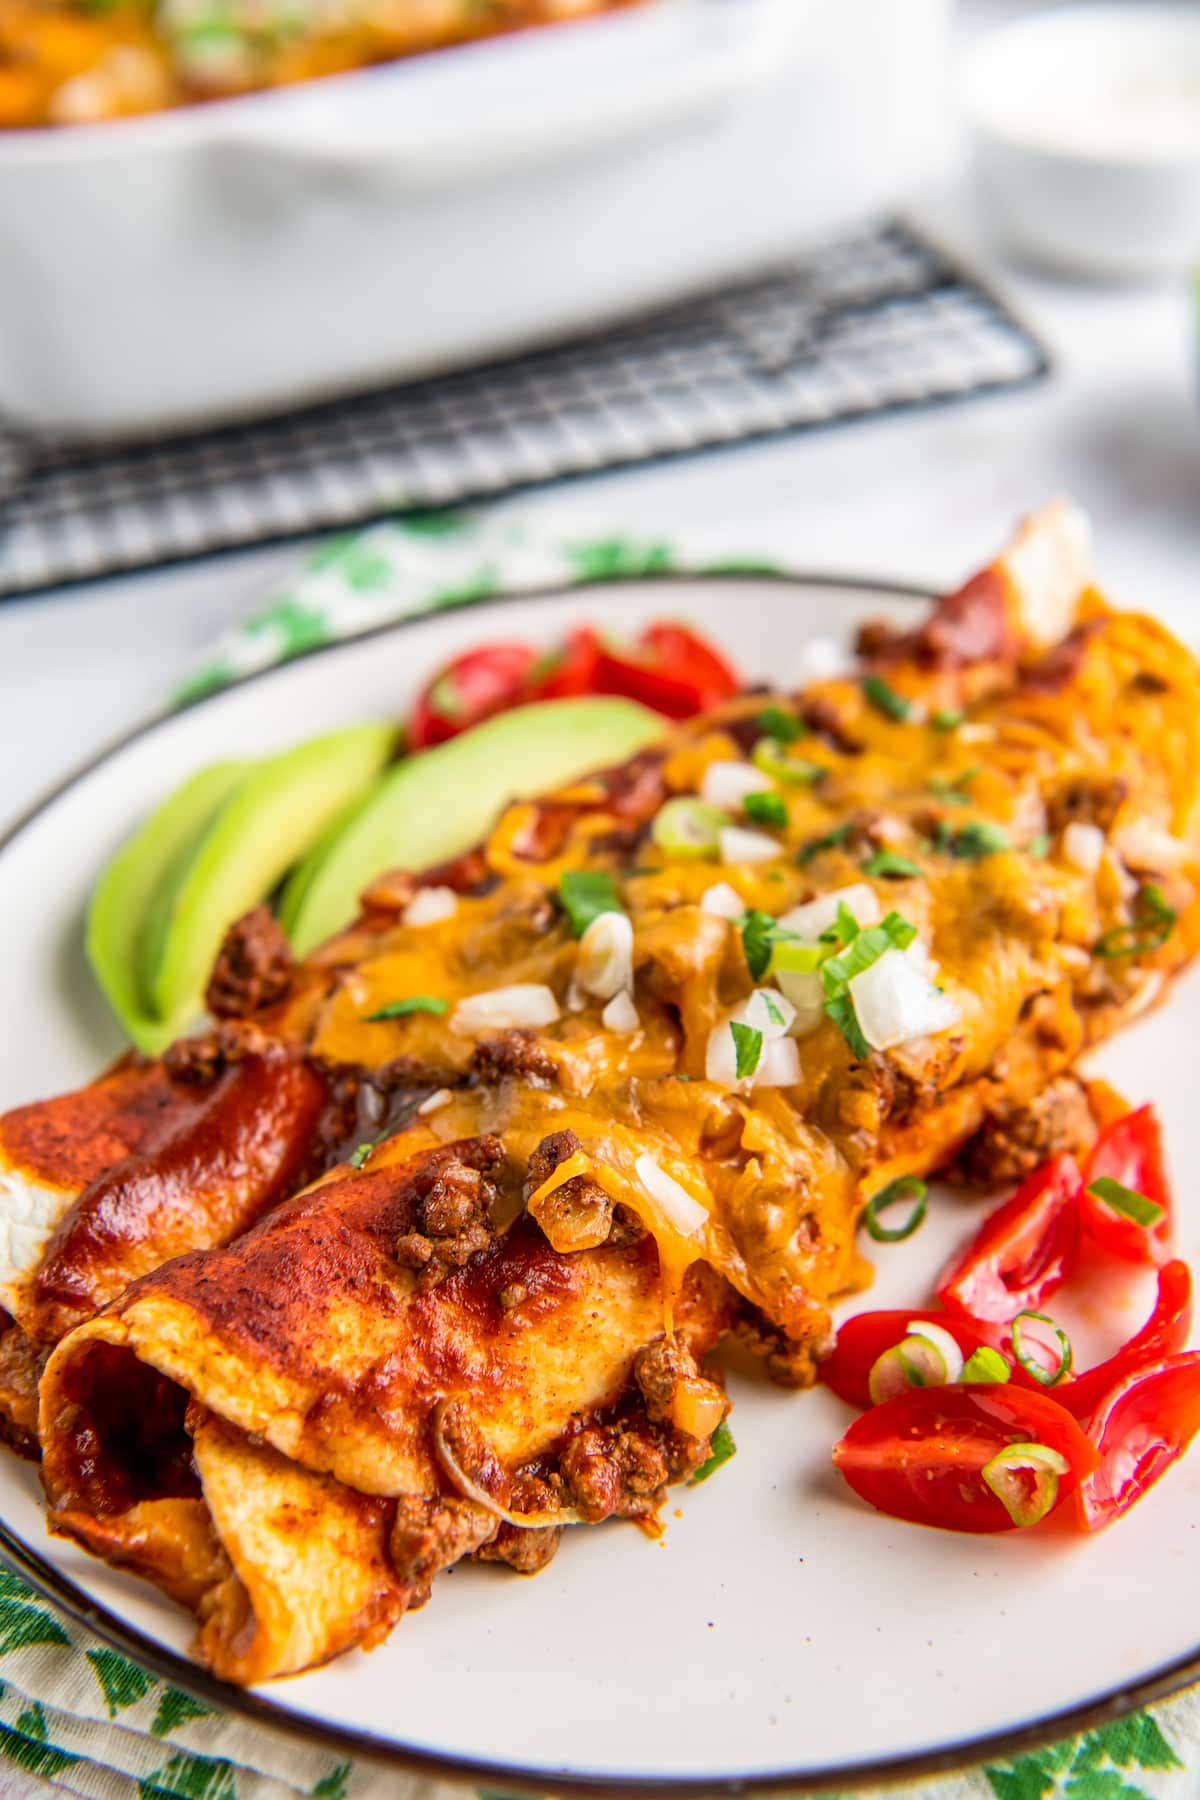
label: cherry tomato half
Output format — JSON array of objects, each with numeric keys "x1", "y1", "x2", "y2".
[
  {"x1": 409, "y1": 643, "x2": 541, "y2": 748},
  {"x1": 1058, "y1": 1259, "x2": 1193, "y2": 1421},
  {"x1": 1075, "y1": 1350, "x2": 1200, "y2": 1531},
  {"x1": 833, "y1": 1385, "x2": 1097, "y2": 1533},
  {"x1": 1080, "y1": 1105, "x2": 1174, "y2": 1267},
  {"x1": 937, "y1": 1154, "x2": 1082, "y2": 1324},
  {"x1": 819, "y1": 1309, "x2": 1007, "y2": 1410}
]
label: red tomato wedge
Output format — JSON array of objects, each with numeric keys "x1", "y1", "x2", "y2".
[
  {"x1": 1058, "y1": 1260, "x2": 1193, "y2": 1421},
  {"x1": 528, "y1": 627, "x2": 602, "y2": 700},
  {"x1": 833, "y1": 1386, "x2": 1098, "y2": 1533},
  {"x1": 592, "y1": 623, "x2": 741, "y2": 719},
  {"x1": 1080, "y1": 1105, "x2": 1174, "y2": 1267},
  {"x1": 936, "y1": 1154, "x2": 1082, "y2": 1323},
  {"x1": 409, "y1": 643, "x2": 541, "y2": 748},
  {"x1": 1075, "y1": 1350, "x2": 1200, "y2": 1531},
  {"x1": 819, "y1": 1309, "x2": 1007, "y2": 1410},
  {"x1": 639, "y1": 623, "x2": 741, "y2": 710}
]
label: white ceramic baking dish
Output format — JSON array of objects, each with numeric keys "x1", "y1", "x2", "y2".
[{"x1": 0, "y1": 0, "x2": 951, "y2": 439}]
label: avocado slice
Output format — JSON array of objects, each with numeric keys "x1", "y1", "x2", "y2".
[
  {"x1": 87, "y1": 760, "x2": 249, "y2": 1056},
  {"x1": 281, "y1": 697, "x2": 665, "y2": 958},
  {"x1": 144, "y1": 722, "x2": 397, "y2": 1045}
]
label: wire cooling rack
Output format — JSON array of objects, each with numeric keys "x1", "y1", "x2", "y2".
[{"x1": 0, "y1": 220, "x2": 1049, "y2": 598}]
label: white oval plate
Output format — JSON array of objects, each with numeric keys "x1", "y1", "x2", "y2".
[{"x1": 1, "y1": 575, "x2": 1198, "y2": 1795}]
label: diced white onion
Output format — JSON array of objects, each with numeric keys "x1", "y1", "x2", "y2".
[
  {"x1": 700, "y1": 760, "x2": 767, "y2": 812},
  {"x1": 905, "y1": 1320, "x2": 965, "y2": 1383},
  {"x1": 774, "y1": 966, "x2": 826, "y2": 1035},
  {"x1": 778, "y1": 883, "x2": 880, "y2": 942},
  {"x1": 577, "y1": 911, "x2": 635, "y2": 1001},
  {"x1": 792, "y1": 635, "x2": 855, "y2": 684},
  {"x1": 958, "y1": 722, "x2": 996, "y2": 744},
  {"x1": 634, "y1": 1153, "x2": 708, "y2": 1238},
  {"x1": 602, "y1": 990, "x2": 640, "y2": 1034},
  {"x1": 753, "y1": 1036, "x2": 801, "y2": 1088},
  {"x1": 417, "y1": 1088, "x2": 453, "y2": 1116},
  {"x1": 719, "y1": 826, "x2": 780, "y2": 865},
  {"x1": 1062, "y1": 821, "x2": 1105, "y2": 873},
  {"x1": 450, "y1": 984, "x2": 560, "y2": 1035},
  {"x1": 700, "y1": 881, "x2": 746, "y2": 921},
  {"x1": 849, "y1": 948, "x2": 961, "y2": 1052},
  {"x1": 735, "y1": 988, "x2": 796, "y2": 1039},
  {"x1": 402, "y1": 885, "x2": 459, "y2": 927},
  {"x1": 1115, "y1": 819, "x2": 1191, "y2": 872}
]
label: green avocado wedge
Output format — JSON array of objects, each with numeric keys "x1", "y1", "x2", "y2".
[
  {"x1": 144, "y1": 722, "x2": 398, "y2": 1039},
  {"x1": 87, "y1": 761, "x2": 249, "y2": 1056},
  {"x1": 281, "y1": 697, "x2": 665, "y2": 958}
]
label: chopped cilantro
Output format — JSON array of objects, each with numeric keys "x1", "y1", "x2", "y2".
[
  {"x1": 691, "y1": 1419, "x2": 736, "y2": 1483},
  {"x1": 757, "y1": 705, "x2": 802, "y2": 743},
  {"x1": 863, "y1": 674, "x2": 913, "y2": 722},
  {"x1": 929, "y1": 767, "x2": 981, "y2": 806},
  {"x1": 863, "y1": 848, "x2": 922, "y2": 880},
  {"x1": 948, "y1": 821, "x2": 1012, "y2": 860},
  {"x1": 744, "y1": 791, "x2": 788, "y2": 830},
  {"x1": 730, "y1": 1021, "x2": 763, "y2": 1080},
  {"x1": 797, "y1": 823, "x2": 852, "y2": 865},
  {"x1": 558, "y1": 869, "x2": 623, "y2": 937},
  {"x1": 741, "y1": 909, "x2": 781, "y2": 981},
  {"x1": 931, "y1": 707, "x2": 964, "y2": 732},
  {"x1": 819, "y1": 911, "x2": 916, "y2": 1059},
  {"x1": 367, "y1": 995, "x2": 449, "y2": 1021}
]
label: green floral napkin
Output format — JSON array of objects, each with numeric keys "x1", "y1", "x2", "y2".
[{"x1": 1, "y1": 509, "x2": 1196, "y2": 1800}]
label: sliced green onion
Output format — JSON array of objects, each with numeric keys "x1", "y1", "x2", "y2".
[
  {"x1": 863, "y1": 1176, "x2": 928, "y2": 1242},
  {"x1": 1011, "y1": 1311, "x2": 1073, "y2": 1387},
  {"x1": 862, "y1": 848, "x2": 922, "y2": 880},
  {"x1": 730, "y1": 1020, "x2": 763, "y2": 1080},
  {"x1": 868, "y1": 1334, "x2": 951, "y2": 1404},
  {"x1": 744, "y1": 790, "x2": 788, "y2": 830},
  {"x1": 931, "y1": 707, "x2": 964, "y2": 732},
  {"x1": 1085, "y1": 1176, "x2": 1165, "y2": 1228},
  {"x1": 691, "y1": 1418, "x2": 736, "y2": 1483},
  {"x1": 757, "y1": 705, "x2": 803, "y2": 744},
  {"x1": 1093, "y1": 882, "x2": 1177, "y2": 959},
  {"x1": 981, "y1": 1441, "x2": 1069, "y2": 1527},
  {"x1": 1027, "y1": 833, "x2": 1051, "y2": 860},
  {"x1": 769, "y1": 939, "x2": 827, "y2": 976},
  {"x1": 651, "y1": 797, "x2": 726, "y2": 860},
  {"x1": 961, "y1": 1346, "x2": 1011, "y2": 1385},
  {"x1": 949, "y1": 820, "x2": 1012, "y2": 860},
  {"x1": 349, "y1": 1141, "x2": 374, "y2": 1169},
  {"x1": 863, "y1": 674, "x2": 913, "y2": 722},
  {"x1": 797, "y1": 824, "x2": 852, "y2": 865},
  {"x1": 558, "y1": 869, "x2": 623, "y2": 937},
  {"x1": 367, "y1": 995, "x2": 449, "y2": 1021},
  {"x1": 905, "y1": 1319, "x2": 965, "y2": 1382},
  {"x1": 752, "y1": 739, "x2": 826, "y2": 785}
]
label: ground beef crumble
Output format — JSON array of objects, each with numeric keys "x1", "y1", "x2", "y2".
[{"x1": 205, "y1": 905, "x2": 294, "y2": 1019}]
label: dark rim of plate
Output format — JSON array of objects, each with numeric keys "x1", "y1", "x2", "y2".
[{"x1": 0, "y1": 570, "x2": 1196, "y2": 1798}]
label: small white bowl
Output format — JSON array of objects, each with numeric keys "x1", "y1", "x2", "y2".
[{"x1": 963, "y1": 4, "x2": 1200, "y2": 280}]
